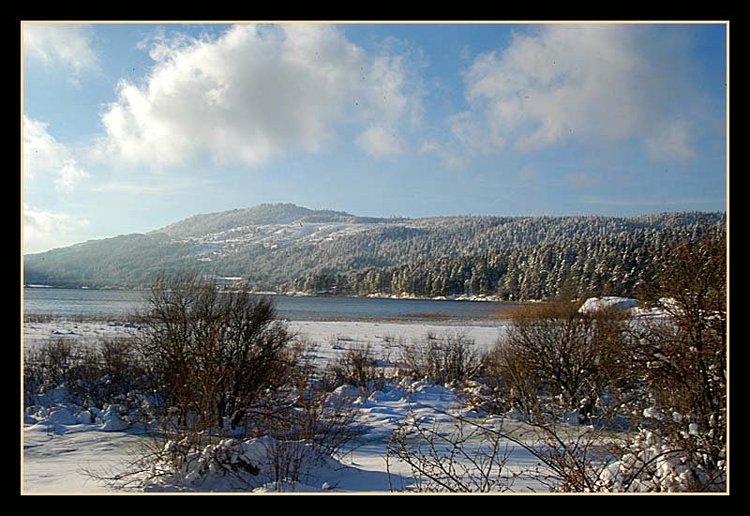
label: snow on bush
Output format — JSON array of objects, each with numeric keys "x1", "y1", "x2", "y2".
[
  {"x1": 143, "y1": 435, "x2": 340, "y2": 492},
  {"x1": 643, "y1": 406, "x2": 666, "y2": 421},
  {"x1": 597, "y1": 429, "x2": 723, "y2": 492},
  {"x1": 25, "y1": 387, "x2": 133, "y2": 432},
  {"x1": 97, "y1": 404, "x2": 129, "y2": 432}
]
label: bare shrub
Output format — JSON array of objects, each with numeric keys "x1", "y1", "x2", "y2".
[
  {"x1": 91, "y1": 344, "x2": 359, "y2": 491},
  {"x1": 522, "y1": 419, "x2": 616, "y2": 492},
  {"x1": 495, "y1": 302, "x2": 629, "y2": 423},
  {"x1": 386, "y1": 408, "x2": 623, "y2": 493},
  {"x1": 25, "y1": 338, "x2": 79, "y2": 391},
  {"x1": 135, "y1": 275, "x2": 295, "y2": 433},
  {"x1": 87, "y1": 285, "x2": 361, "y2": 490},
  {"x1": 614, "y1": 234, "x2": 727, "y2": 491},
  {"x1": 386, "y1": 415, "x2": 513, "y2": 492},
  {"x1": 399, "y1": 331, "x2": 482, "y2": 385},
  {"x1": 24, "y1": 337, "x2": 146, "y2": 410},
  {"x1": 325, "y1": 343, "x2": 385, "y2": 393}
]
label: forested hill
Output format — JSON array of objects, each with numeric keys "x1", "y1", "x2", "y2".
[{"x1": 24, "y1": 204, "x2": 725, "y2": 301}]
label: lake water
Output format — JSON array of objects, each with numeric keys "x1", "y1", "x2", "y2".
[{"x1": 23, "y1": 287, "x2": 519, "y2": 322}]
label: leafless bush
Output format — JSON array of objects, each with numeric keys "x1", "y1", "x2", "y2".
[
  {"x1": 325, "y1": 343, "x2": 385, "y2": 393},
  {"x1": 88, "y1": 302, "x2": 360, "y2": 491},
  {"x1": 399, "y1": 331, "x2": 482, "y2": 385},
  {"x1": 523, "y1": 419, "x2": 616, "y2": 492},
  {"x1": 494, "y1": 302, "x2": 630, "y2": 423},
  {"x1": 614, "y1": 234, "x2": 727, "y2": 491},
  {"x1": 90, "y1": 353, "x2": 359, "y2": 491},
  {"x1": 135, "y1": 275, "x2": 295, "y2": 433},
  {"x1": 476, "y1": 343, "x2": 518, "y2": 415},
  {"x1": 261, "y1": 341, "x2": 361, "y2": 459},
  {"x1": 24, "y1": 338, "x2": 79, "y2": 397},
  {"x1": 386, "y1": 415, "x2": 514, "y2": 492},
  {"x1": 24, "y1": 337, "x2": 146, "y2": 410},
  {"x1": 386, "y1": 408, "x2": 622, "y2": 493}
]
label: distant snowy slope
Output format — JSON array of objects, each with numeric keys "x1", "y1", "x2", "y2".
[{"x1": 158, "y1": 203, "x2": 397, "y2": 239}]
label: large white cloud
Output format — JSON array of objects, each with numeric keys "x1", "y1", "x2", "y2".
[
  {"x1": 23, "y1": 23, "x2": 98, "y2": 74},
  {"x1": 23, "y1": 115, "x2": 89, "y2": 192},
  {"x1": 451, "y1": 25, "x2": 704, "y2": 161},
  {"x1": 23, "y1": 204, "x2": 90, "y2": 254},
  {"x1": 99, "y1": 24, "x2": 419, "y2": 166}
]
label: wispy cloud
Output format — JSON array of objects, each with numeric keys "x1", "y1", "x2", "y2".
[
  {"x1": 23, "y1": 115, "x2": 89, "y2": 192},
  {"x1": 90, "y1": 177, "x2": 215, "y2": 194},
  {"x1": 419, "y1": 140, "x2": 466, "y2": 170},
  {"x1": 23, "y1": 204, "x2": 90, "y2": 254},
  {"x1": 23, "y1": 23, "x2": 98, "y2": 77},
  {"x1": 448, "y1": 25, "x2": 707, "y2": 164},
  {"x1": 89, "y1": 183, "x2": 174, "y2": 194}
]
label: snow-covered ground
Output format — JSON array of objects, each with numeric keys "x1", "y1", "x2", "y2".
[
  {"x1": 24, "y1": 295, "x2": 706, "y2": 493},
  {"x1": 23, "y1": 300, "x2": 680, "y2": 494},
  {"x1": 23, "y1": 380, "x2": 547, "y2": 493},
  {"x1": 23, "y1": 319, "x2": 506, "y2": 361},
  {"x1": 180, "y1": 220, "x2": 410, "y2": 261},
  {"x1": 23, "y1": 424, "x2": 146, "y2": 493},
  {"x1": 23, "y1": 318, "x2": 517, "y2": 493}
]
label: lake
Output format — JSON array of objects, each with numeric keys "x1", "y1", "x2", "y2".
[{"x1": 23, "y1": 287, "x2": 520, "y2": 322}]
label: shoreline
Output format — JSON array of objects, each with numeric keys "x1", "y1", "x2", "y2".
[
  {"x1": 23, "y1": 285, "x2": 529, "y2": 305},
  {"x1": 23, "y1": 313, "x2": 513, "y2": 326}
]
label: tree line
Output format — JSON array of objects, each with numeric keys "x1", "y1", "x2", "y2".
[{"x1": 293, "y1": 223, "x2": 725, "y2": 301}]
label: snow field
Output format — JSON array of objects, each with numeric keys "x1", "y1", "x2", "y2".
[{"x1": 23, "y1": 319, "x2": 513, "y2": 493}]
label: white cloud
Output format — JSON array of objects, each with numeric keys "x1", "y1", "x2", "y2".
[
  {"x1": 23, "y1": 23, "x2": 98, "y2": 74},
  {"x1": 23, "y1": 116, "x2": 89, "y2": 192},
  {"x1": 358, "y1": 126, "x2": 402, "y2": 157},
  {"x1": 54, "y1": 160, "x2": 89, "y2": 192},
  {"x1": 99, "y1": 24, "x2": 420, "y2": 166},
  {"x1": 23, "y1": 204, "x2": 90, "y2": 254},
  {"x1": 454, "y1": 25, "x2": 702, "y2": 161}
]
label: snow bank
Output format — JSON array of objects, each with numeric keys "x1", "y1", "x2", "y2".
[
  {"x1": 345, "y1": 378, "x2": 467, "y2": 438},
  {"x1": 97, "y1": 404, "x2": 129, "y2": 432},
  {"x1": 47, "y1": 407, "x2": 78, "y2": 426},
  {"x1": 578, "y1": 296, "x2": 639, "y2": 314},
  {"x1": 25, "y1": 384, "x2": 132, "y2": 433},
  {"x1": 143, "y1": 435, "x2": 351, "y2": 492}
]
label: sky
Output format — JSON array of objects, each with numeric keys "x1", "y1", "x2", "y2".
[{"x1": 22, "y1": 22, "x2": 727, "y2": 253}]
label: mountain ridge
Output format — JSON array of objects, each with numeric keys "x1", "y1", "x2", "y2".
[
  {"x1": 156, "y1": 203, "x2": 395, "y2": 239},
  {"x1": 23, "y1": 203, "x2": 726, "y2": 301}
]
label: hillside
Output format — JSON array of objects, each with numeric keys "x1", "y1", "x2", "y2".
[{"x1": 23, "y1": 204, "x2": 726, "y2": 300}]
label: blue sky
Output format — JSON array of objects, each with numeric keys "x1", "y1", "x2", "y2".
[{"x1": 22, "y1": 22, "x2": 727, "y2": 253}]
